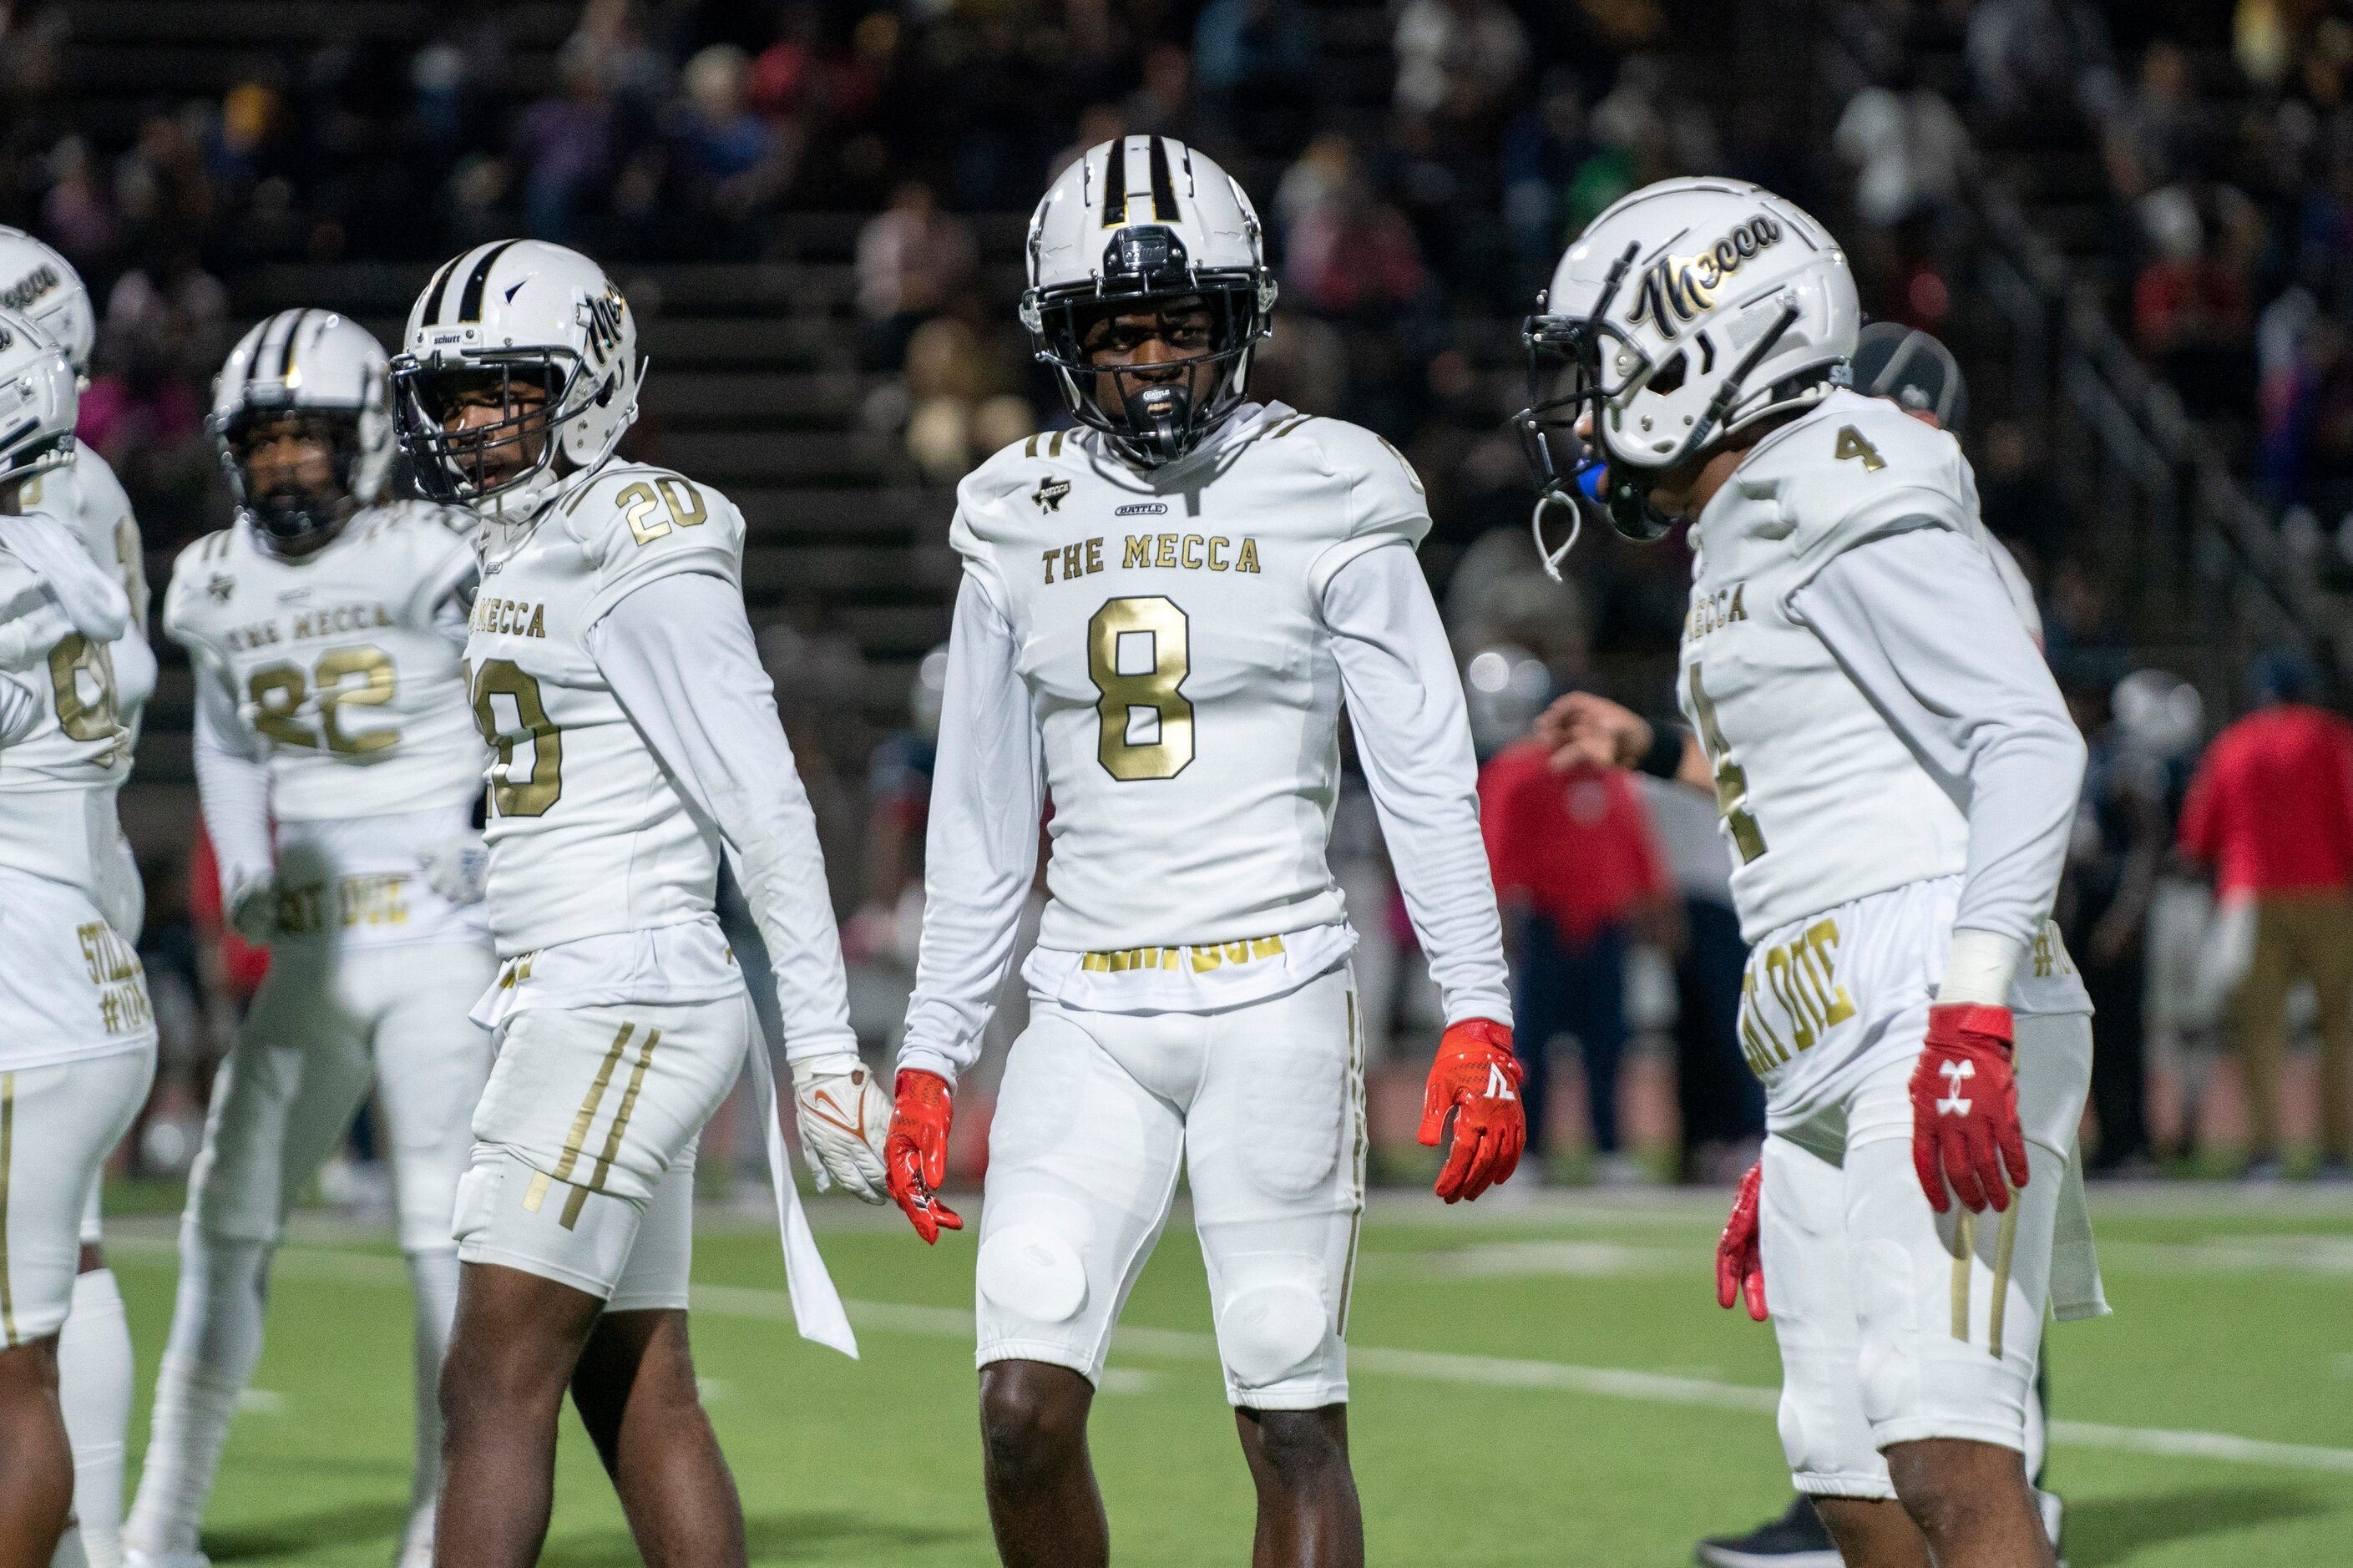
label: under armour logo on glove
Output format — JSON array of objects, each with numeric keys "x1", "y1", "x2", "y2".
[
  {"x1": 1936, "y1": 1057, "x2": 1976, "y2": 1116},
  {"x1": 1910, "y1": 1004, "x2": 2030, "y2": 1215}
]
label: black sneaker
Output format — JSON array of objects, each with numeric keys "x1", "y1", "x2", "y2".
[{"x1": 1694, "y1": 1495, "x2": 1840, "y2": 1567}]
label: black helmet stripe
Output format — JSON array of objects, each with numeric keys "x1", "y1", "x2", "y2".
[
  {"x1": 1147, "y1": 136, "x2": 1178, "y2": 222},
  {"x1": 455, "y1": 240, "x2": 520, "y2": 323},
  {"x1": 1101, "y1": 140, "x2": 1128, "y2": 228},
  {"x1": 270, "y1": 308, "x2": 308, "y2": 382},
  {"x1": 417, "y1": 252, "x2": 463, "y2": 327}
]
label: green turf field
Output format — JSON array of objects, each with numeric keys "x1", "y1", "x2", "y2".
[{"x1": 100, "y1": 1184, "x2": 2353, "y2": 1567}]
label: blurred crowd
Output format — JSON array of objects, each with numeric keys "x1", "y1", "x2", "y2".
[
  {"x1": 5, "y1": 0, "x2": 2349, "y2": 1188},
  {"x1": 1829, "y1": 0, "x2": 2353, "y2": 589}
]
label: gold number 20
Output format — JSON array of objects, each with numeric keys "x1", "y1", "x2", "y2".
[
  {"x1": 618, "y1": 478, "x2": 707, "y2": 545},
  {"x1": 1087, "y1": 596, "x2": 1193, "y2": 781},
  {"x1": 470, "y1": 658, "x2": 564, "y2": 817}
]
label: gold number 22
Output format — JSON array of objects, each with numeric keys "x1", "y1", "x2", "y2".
[{"x1": 246, "y1": 647, "x2": 400, "y2": 754}]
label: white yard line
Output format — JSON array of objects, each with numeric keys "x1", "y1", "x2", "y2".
[{"x1": 105, "y1": 1235, "x2": 2353, "y2": 1478}]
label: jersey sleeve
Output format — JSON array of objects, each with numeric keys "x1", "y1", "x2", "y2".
[
  {"x1": 898, "y1": 571, "x2": 1046, "y2": 1085},
  {"x1": 571, "y1": 468, "x2": 748, "y2": 626},
  {"x1": 70, "y1": 450, "x2": 147, "y2": 624},
  {"x1": 1299, "y1": 419, "x2": 1435, "y2": 598},
  {"x1": 1789, "y1": 527, "x2": 2085, "y2": 950},
  {"x1": 0, "y1": 551, "x2": 69, "y2": 672},
  {"x1": 1320, "y1": 543, "x2": 1514, "y2": 1029},
  {"x1": 584, "y1": 571, "x2": 860, "y2": 1061},
  {"x1": 944, "y1": 436, "x2": 1042, "y2": 617}
]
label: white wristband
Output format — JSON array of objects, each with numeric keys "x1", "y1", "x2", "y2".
[
  {"x1": 787, "y1": 1050, "x2": 864, "y2": 1087},
  {"x1": 1937, "y1": 928, "x2": 2024, "y2": 1008}
]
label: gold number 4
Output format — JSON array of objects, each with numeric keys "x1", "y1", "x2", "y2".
[
  {"x1": 619, "y1": 478, "x2": 707, "y2": 545},
  {"x1": 1686, "y1": 663, "x2": 1768, "y2": 863},
  {"x1": 48, "y1": 634, "x2": 120, "y2": 743},
  {"x1": 246, "y1": 647, "x2": 400, "y2": 754},
  {"x1": 1834, "y1": 426, "x2": 1885, "y2": 472},
  {"x1": 1087, "y1": 595, "x2": 1193, "y2": 781},
  {"x1": 470, "y1": 658, "x2": 564, "y2": 817}
]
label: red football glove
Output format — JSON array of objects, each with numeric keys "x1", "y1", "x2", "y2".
[
  {"x1": 1910, "y1": 1004, "x2": 2031, "y2": 1215},
  {"x1": 884, "y1": 1069, "x2": 964, "y2": 1244},
  {"x1": 1415, "y1": 1019, "x2": 1526, "y2": 1203},
  {"x1": 1716, "y1": 1160, "x2": 1766, "y2": 1321}
]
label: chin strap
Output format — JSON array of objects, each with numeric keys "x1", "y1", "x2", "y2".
[{"x1": 1531, "y1": 489, "x2": 1581, "y2": 582}]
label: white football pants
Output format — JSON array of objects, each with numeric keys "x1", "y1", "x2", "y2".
[
  {"x1": 125, "y1": 940, "x2": 491, "y2": 1564},
  {"x1": 976, "y1": 964, "x2": 1367, "y2": 1410}
]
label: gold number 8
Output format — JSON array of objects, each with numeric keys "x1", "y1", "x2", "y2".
[
  {"x1": 1087, "y1": 596, "x2": 1193, "y2": 781},
  {"x1": 48, "y1": 635, "x2": 119, "y2": 743}
]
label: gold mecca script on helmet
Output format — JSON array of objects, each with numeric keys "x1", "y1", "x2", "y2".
[{"x1": 1626, "y1": 214, "x2": 1784, "y2": 340}]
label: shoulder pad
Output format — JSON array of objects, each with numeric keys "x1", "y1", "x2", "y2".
[
  {"x1": 1278, "y1": 417, "x2": 1433, "y2": 584},
  {"x1": 960, "y1": 429, "x2": 1082, "y2": 510},
  {"x1": 161, "y1": 530, "x2": 240, "y2": 638},
  {"x1": 1735, "y1": 392, "x2": 1974, "y2": 563},
  {"x1": 562, "y1": 463, "x2": 746, "y2": 620}
]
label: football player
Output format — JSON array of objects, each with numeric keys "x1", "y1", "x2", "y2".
[
  {"x1": 1517, "y1": 180, "x2": 2100, "y2": 1568},
  {"x1": 126, "y1": 311, "x2": 490, "y2": 1568},
  {"x1": 388, "y1": 240, "x2": 884, "y2": 1568},
  {"x1": 0, "y1": 228, "x2": 147, "y2": 1568},
  {"x1": 0, "y1": 306, "x2": 157, "y2": 1568},
  {"x1": 885, "y1": 137, "x2": 1521, "y2": 1568}
]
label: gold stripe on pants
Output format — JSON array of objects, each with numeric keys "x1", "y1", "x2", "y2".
[
  {"x1": 563, "y1": 1028, "x2": 661, "y2": 1230},
  {"x1": 525, "y1": 1022, "x2": 635, "y2": 1216},
  {"x1": 0, "y1": 1073, "x2": 14, "y2": 1346}
]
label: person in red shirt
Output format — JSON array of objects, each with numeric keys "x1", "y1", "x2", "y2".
[
  {"x1": 1479, "y1": 726, "x2": 1673, "y2": 1180},
  {"x1": 2177, "y1": 653, "x2": 2353, "y2": 1177}
]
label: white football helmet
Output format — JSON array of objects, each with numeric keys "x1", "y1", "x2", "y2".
[
  {"x1": 389, "y1": 239, "x2": 640, "y2": 512},
  {"x1": 1021, "y1": 135, "x2": 1278, "y2": 466},
  {"x1": 1519, "y1": 177, "x2": 1859, "y2": 556},
  {"x1": 0, "y1": 306, "x2": 80, "y2": 488},
  {"x1": 210, "y1": 310, "x2": 395, "y2": 553},
  {"x1": 0, "y1": 227, "x2": 94, "y2": 378}
]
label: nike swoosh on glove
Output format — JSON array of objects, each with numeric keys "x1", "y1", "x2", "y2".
[
  {"x1": 791, "y1": 1055, "x2": 891, "y2": 1202},
  {"x1": 1910, "y1": 1003, "x2": 2031, "y2": 1214},
  {"x1": 1415, "y1": 1019, "x2": 1526, "y2": 1202},
  {"x1": 421, "y1": 832, "x2": 490, "y2": 904},
  {"x1": 1716, "y1": 1160, "x2": 1766, "y2": 1321},
  {"x1": 885, "y1": 1069, "x2": 963, "y2": 1244}
]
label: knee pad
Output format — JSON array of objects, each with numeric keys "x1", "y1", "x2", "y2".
[
  {"x1": 1854, "y1": 1238, "x2": 1921, "y2": 1427},
  {"x1": 1216, "y1": 1279, "x2": 1328, "y2": 1388},
  {"x1": 977, "y1": 1222, "x2": 1088, "y2": 1326}
]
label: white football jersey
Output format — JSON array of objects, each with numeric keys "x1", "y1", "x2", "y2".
[
  {"x1": 164, "y1": 502, "x2": 483, "y2": 819},
  {"x1": 164, "y1": 501, "x2": 489, "y2": 948},
  {"x1": 0, "y1": 453, "x2": 154, "y2": 898},
  {"x1": 465, "y1": 462, "x2": 749, "y2": 955},
  {"x1": 949, "y1": 403, "x2": 1424, "y2": 958},
  {"x1": 1676, "y1": 390, "x2": 2047, "y2": 943}
]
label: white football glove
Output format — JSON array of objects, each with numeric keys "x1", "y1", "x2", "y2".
[
  {"x1": 422, "y1": 831, "x2": 490, "y2": 905},
  {"x1": 790, "y1": 1052, "x2": 891, "y2": 1203},
  {"x1": 225, "y1": 878, "x2": 276, "y2": 945}
]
